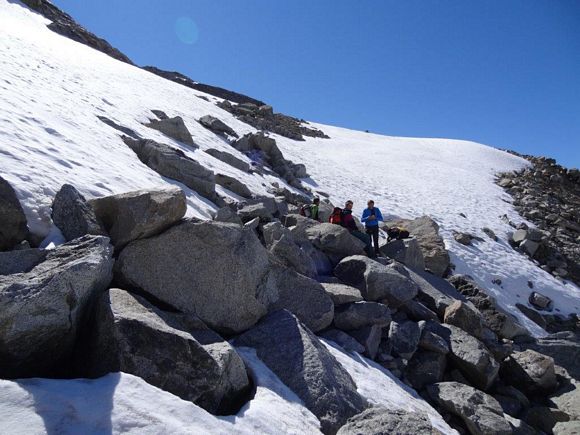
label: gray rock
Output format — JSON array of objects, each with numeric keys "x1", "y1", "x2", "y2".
[
  {"x1": 500, "y1": 350, "x2": 558, "y2": 394},
  {"x1": 269, "y1": 234, "x2": 318, "y2": 279},
  {"x1": 388, "y1": 321, "x2": 421, "y2": 359},
  {"x1": 454, "y1": 232, "x2": 473, "y2": 245},
  {"x1": 0, "y1": 236, "x2": 113, "y2": 378},
  {"x1": 348, "y1": 324, "x2": 383, "y2": 360},
  {"x1": 0, "y1": 248, "x2": 47, "y2": 275},
  {"x1": 482, "y1": 227, "x2": 498, "y2": 241},
  {"x1": 337, "y1": 406, "x2": 436, "y2": 435},
  {"x1": 406, "y1": 350, "x2": 447, "y2": 390},
  {"x1": 553, "y1": 420, "x2": 580, "y2": 435},
  {"x1": 334, "y1": 301, "x2": 391, "y2": 331},
  {"x1": 213, "y1": 206, "x2": 243, "y2": 224},
  {"x1": 116, "y1": 220, "x2": 269, "y2": 334},
  {"x1": 334, "y1": 256, "x2": 419, "y2": 307},
  {"x1": 145, "y1": 115, "x2": 195, "y2": 146},
  {"x1": 319, "y1": 329, "x2": 365, "y2": 354},
  {"x1": 305, "y1": 223, "x2": 366, "y2": 258},
  {"x1": 51, "y1": 184, "x2": 105, "y2": 241},
  {"x1": 444, "y1": 300, "x2": 486, "y2": 340},
  {"x1": 122, "y1": 137, "x2": 217, "y2": 201},
  {"x1": 0, "y1": 176, "x2": 28, "y2": 251},
  {"x1": 523, "y1": 406, "x2": 570, "y2": 434},
  {"x1": 520, "y1": 239, "x2": 540, "y2": 257},
  {"x1": 205, "y1": 148, "x2": 250, "y2": 172},
  {"x1": 401, "y1": 299, "x2": 439, "y2": 322},
  {"x1": 418, "y1": 326, "x2": 450, "y2": 355},
  {"x1": 529, "y1": 291, "x2": 553, "y2": 311},
  {"x1": 244, "y1": 217, "x2": 260, "y2": 230},
  {"x1": 198, "y1": 115, "x2": 238, "y2": 137},
  {"x1": 90, "y1": 187, "x2": 186, "y2": 249},
  {"x1": 387, "y1": 216, "x2": 450, "y2": 276},
  {"x1": 411, "y1": 269, "x2": 466, "y2": 317},
  {"x1": 379, "y1": 238, "x2": 425, "y2": 271},
  {"x1": 235, "y1": 310, "x2": 367, "y2": 434},
  {"x1": 427, "y1": 382, "x2": 512, "y2": 435},
  {"x1": 512, "y1": 229, "x2": 528, "y2": 244},
  {"x1": 237, "y1": 202, "x2": 274, "y2": 223},
  {"x1": 215, "y1": 174, "x2": 252, "y2": 198},
  {"x1": 321, "y1": 283, "x2": 363, "y2": 305}
]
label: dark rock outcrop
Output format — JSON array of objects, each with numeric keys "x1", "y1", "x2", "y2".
[
  {"x1": 0, "y1": 176, "x2": 28, "y2": 251},
  {"x1": 144, "y1": 115, "x2": 195, "y2": 146},
  {"x1": 51, "y1": 184, "x2": 105, "y2": 241}
]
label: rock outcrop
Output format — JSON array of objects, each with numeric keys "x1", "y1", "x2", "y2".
[
  {"x1": 198, "y1": 115, "x2": 238, "y2": 138},
  {"x1": 51, "y1": 184, "x2": 105, "y2": 241},
  {"x1": 337, "y1": 406, "x2": 437, "y2": 435},
  {"x1": 144, "y1": 114, "x2": 195, "y2": 146},
  {"x1": 204, "y1": 148, "x2": 250, "y2": 172},
  {"x1": 0, "y1": 176, "x2": 28, "y2": 251}
]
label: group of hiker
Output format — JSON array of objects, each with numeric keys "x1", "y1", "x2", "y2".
[{"x1": 301, "y1": 197, "x2": 386, "y2": 258}]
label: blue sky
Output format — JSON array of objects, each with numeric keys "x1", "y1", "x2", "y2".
[{"x1": 53, "y1": 0, "x2": 580, "y2": 168}]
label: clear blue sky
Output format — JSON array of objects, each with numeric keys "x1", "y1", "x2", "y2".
[{"x1": 53, "y1": 0, "x2": 580, "y2": 168}]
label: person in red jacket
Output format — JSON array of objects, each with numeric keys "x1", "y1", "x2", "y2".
[{"x1": 331, "y1": 200, "x2": 372, "y2": 256}]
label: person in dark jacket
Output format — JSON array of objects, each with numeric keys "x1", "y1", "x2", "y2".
[
  {"x1": 361, "y1": 200, "x2": 383, "y2": 257},
  {"x1": 342, "y1": 200, "x2": 372, "y2": 256}
]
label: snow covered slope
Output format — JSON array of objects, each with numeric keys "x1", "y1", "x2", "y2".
[{"x1": 1, "y1": 0, "x2": 578, "y2": 335}]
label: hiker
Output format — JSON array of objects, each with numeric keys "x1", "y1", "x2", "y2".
[
  {"x1": 361, "y1": 200, "x2": 383, "y2": 257},
  {"x1": 330, "y1": 200, "x2": 373, "y2": 256},
  {"x1": 300, "y1": 197, "x2": 321, "y2": 221}
]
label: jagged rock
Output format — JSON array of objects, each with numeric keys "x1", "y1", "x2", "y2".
[
  {"x1": 319, "y1": 329, "x2": 366, "y2": 354},
  {"x1": 454, "y1": 232, "x2": 473, "y2": 245},
  {"x1": 520, "y1": 239, "x2": 540, "y2": 257},
  {"x1": 0, "y1": 248, "x2": 47, "y2": 275},
  {"x1": 512, "y1": 229, "x2": 528, "y2": 244},
  {"x1": 401, "y1": 299, "x2": 439, "y2": 322},
  {"x1": 334, "y1": 256, "x2": 419, "y2": 307},
  {"x1": 204, "y1": 148, "x2": 250, "y2": 172},
  {"x1": 0, "y1": 236, "x2": 113, "y2": 378},
  {"x1": 427, "y1": 382, "x2": 512, "y2": 435},
  {"x1": 418, "y1": 324, "x2": 450, "y2": 355},
  {"x1": 144, "y1": 115, "x2": 195, "y2": 146},
  {"x1": 215, "y1": 174, "x2": 252, "y2": 198},
  {"x1": 388, "y1": 320, "x2": 420, "y2": 359},
  {"x1": 198, "y1": 115, "x2": 238, "y2": 137},
  {"x1": 444, "y1": 300, "x2": 486, "y2": 339},
  {"x1": 86, "y1": 288, "x2": 250, "y2": 411},
  {"x1": 244, "y1": 217, "x2": 260, "y2": 230},
  {"x1": 51, "y1": 184, "x2": 105, "y2": 241},
  {"x1": 387, "y1": 216, "x2": 450, "y2": 276},
  {"x1": 237, "y1": 202, "x2": 274, "y2": 223},
  {"x1": 529, "y1": 291, "x2": 553, "y2": 311},
  {"x1": 349, "y1": 325, "x2": 383, "y2": 360},
  {"x1": 0, "y1": 176, "x2": 28, "y2": 251},
  {"x1": 379, "y1": 237, "x2": 425, "y2": 271},
  {"x1": 500, "y1": 350, "x2": 558, "y2": 394},
  {"x1": 405, "y1": 350, "x2": 446, "y2": 390},
  {"x1": 304, "y1": 223, "x2": 366, "y2": 258},
  {"x1": 412, "y1": 269, "x2": 462, "y2": 317},
  {"x1": 116, "y1": 221, "x2": 269, "y2": 334},
  {"x1": 235, "y1": 310, "x2": 367, "y2": 434},
  {"x1": 321, "y1": 283, "x2": 363, "y2": 305},
  {"x1": 90, "y1": 187, "x2": 186, "y2": 249},
  {"x1": 213, "y1": 206, "x2": 243, "y2": 224},
  {"x1": 333, "y1": 302, "x2": 391, "y2": 331},
  {"x1": 337, "y1": 406, "x2": 436, "y2": 435},
  {"x1": 482, "y1": 227, "x2": 498, "y2": 241},
  {"x1": 122, "y1": 137, "x2": 217, "y2": 201},
  {"x1": 553, "y1": 421, "x2": 580, "y2": 435}
]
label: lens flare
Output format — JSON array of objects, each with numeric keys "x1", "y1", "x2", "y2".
[{"x1": 175, "y1": 17, "x2": 199, "y2": 45}]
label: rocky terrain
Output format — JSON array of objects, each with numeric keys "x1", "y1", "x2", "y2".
[{"x1": 1, "y1": 1, "x2": 579, "y2": 434}]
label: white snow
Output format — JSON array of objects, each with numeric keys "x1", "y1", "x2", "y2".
[
  {"x1": 323, "y1": 340, "x2": 457, "y2": 434},
  {"x1": 0, "y1": 348, "x2": 321, "y2": 435}
]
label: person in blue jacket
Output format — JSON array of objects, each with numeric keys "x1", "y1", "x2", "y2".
[{"x1": 361, "y1": 200, "x2": 383, "y2": 257}]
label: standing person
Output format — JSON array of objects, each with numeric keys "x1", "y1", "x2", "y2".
[
  {"x1": 300, "y1": 197, "x2": 321, "y2": 222},
  {"x1": 361, "y1": 200, "x2": 383, "y2": 257},
  {"x1": 340, "y1": 200, "x2": 373, "y2": 256}
]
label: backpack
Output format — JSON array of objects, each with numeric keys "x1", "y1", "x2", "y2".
[
  {"x1": 300, "y1": 204, "x2": 312, "y2": 218},
  {"x1": 329, "y1": 207, "x2": 343, "y2": 225},
  {"x1": 387, "y1": 227, "x2": 410, "y2": 240}
]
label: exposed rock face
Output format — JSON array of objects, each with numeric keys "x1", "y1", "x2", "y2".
[
  {"x1": 321, "y1": 283, "x2": 363, "y2": 305},
  {"x1": 387, "y1": 216, "x2": 450, "y2": 276},
  {"x1": 122, "y1": 137, "x2": 217, "y2": 201},
  {"x1": 204, "y1": 148, "x2": 250, "y2": 172},
  {"x1": 87, "y1": 289, "x2": 249, "y2": 413},
  {"x1": 388, "y1": 320, "x2": 421, "y2": 359},
  {"x1": 116, "y1": 220, "x2": 269, "y2": 334},
  {"x1": 0, "y1": 236, "x2": 113, "y2": 378},
  {"x1": 144, "y1": 115, "x2": 195, "y2": 146},
  {"x1": 427, "y1": 382, "x2": 512, "y2": 435},
  {"x1": 0, "y1": 248, "x2": 47, "y2": 275},
  {"x1": 90, "y1": 187, "x2": 186, "y2": 249},
  {"x1": 305, "y1": 224, "x2": 367, "y2": 258},
  {"x1": 333, "y1": 302, "x2": 391, "y2": 331},
  {"x1": 444, "y1": 300, "x2": 486, "y2": 340},
  {"x1": 334, "y1": 256, "x2": 419, "y2": 307},
  {"x1": 0, "y1": 176, "x2": 28, "y2": 251},
  {"x1": 235, "y1": 310, "x2": 367, "y2": 434},
  {"x1": 405, "y1": 350, "x2": 447, "y2": 390},
  {"x1": 51, "y1": 184, "x2": 105, "y2": 242},
  {"x1": 198, "y1": 115, "x2": 238, "y2": 138},
  {"x1": 213, "y1": 206, "x2": 243, "y2": 224},
  {"x1": 500, "y1": 350, "x2": 558, "y2": 394},
  {"x1": 215, "y1": 174, "x2": 252, "y2": 198},
  {"x1": 379, "y1": 237, "x2": 426, "y2": 271},
  {"x1": 337, "y1": 406, "x2": 437, "y2": 435}
]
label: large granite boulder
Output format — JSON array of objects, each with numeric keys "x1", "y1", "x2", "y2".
[
  {"x1": 205, "y1": 148, "x2": 250, "y2": 172},
  {"x1": 500, "y1": 349, "x2": 558, "y2": 394},
  {"x1": 388, "y1": 320, "x2": 421, "y2": 359},
  {"x1": 144, "y1": 115, "x2": 195, "y2": 146},
  {"x1": 379, "y1": 238, "x2": 426, "y2": 271},
  {"x1": 0, "y1": 176, "x2": 28, "y2": 251},
  {"x1": 427, "y1": 382, "x2": 512, "y2": 435},
  {"x1": 235, "y1": 310, "x2": 367, "y2": 434},
  {"x1": 87, "y1": 288, "x2": 249, "y2": 413},
  {"x1": 405, "y1": 350, "x2": 447, "y2": 390},
  {"x1": 90, "y1": 187, "x2": 186, "y2": 249},
  {"x1": 198, "y1": 115, "x2": 238, "y2": 138},
  {"x1": 388, "y1": 216, "x2": 450, "y2": 276},
  {"x1": 215, "y1": 174, "x2": 252, "y2": 198},
  {"x1": 444, "y1": 300, "x2": 486, "y2": 340},
  {"x1": 334, "y1": 256, "x2": 419, "y2": 307},
  {"x1": 321, "y1": 283, "x2": 363, "y2": 305},
  {"x1": 333, "y1": 301, "x2": 391, "y2": 331},
  {"x1": 304, "y1": 223, "x2": 366, "y2": 258},
  {"x1": 0, "y1": 248, "x2": 47, "y2": 275},
  {"x1": 51, "y1": 184, "x2": 105, "y2": 241},
  {"x1": 337, "y1": 406, "x2": 437, "y2": 435},
  {"x1": 122, "y1": 137, "x2": 217, "y2": 201},
  {"x1": 0, "y1": 236, "x2": 113, "y2": 378}
]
